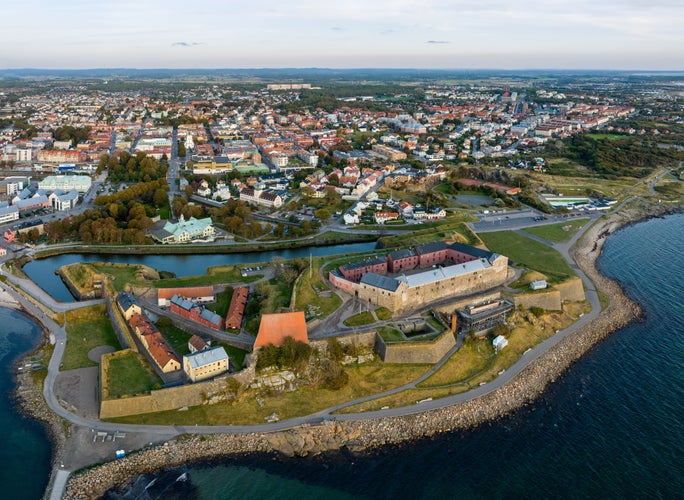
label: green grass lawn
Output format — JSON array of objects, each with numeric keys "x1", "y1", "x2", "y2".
[
  {"x1": 522, "y1": 219, "x2": 590, "y2": 243},
  {"x1": 343, "y1": 311, "x2": 375, "y2": 327},
  {"x1": 62, "y1": 306, "x2": 121, "y2": 370},
  {"x1": 375, "y1": 307, "x2": 392, "y2": 321},
  {"x1": 206, "y1": 287, "x2": 233, "y2": 317},
  {"x1": 378, "y1": 326, "x2": 405, "y2": 342},
  {"x1": 479, "y1": 230, "x2": 575, "y2": 281},
  {"x1": 378, "y1": 220, "x2": 481, "y2": 248},
  {"x1": 87, "y1": 263, "x2": 144, "y2": 292},
  {"x1": 105, "y1": 352, "x2": 162, "y2": 399},
  {"x1": 152, "y1": 266, "x2": 262, "y2": 288},
  {"x1": 295, "y1": 257, "x2": 343, "y2": 321}
]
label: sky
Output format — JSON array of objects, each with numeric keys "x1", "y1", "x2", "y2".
[{"x1": 3, "y1": 0, "x2": 683, "y2": 70}]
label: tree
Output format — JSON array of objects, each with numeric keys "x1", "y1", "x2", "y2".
[
  {"x1": 153, "y1": 189, "x2": 168, "y2": 208},
  {"x1": 314, "y1": 208, "x2": 331, "y2": 220}
]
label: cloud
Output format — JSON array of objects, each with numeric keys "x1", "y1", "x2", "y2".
[
  {"x1": 426, "y1": 40, "x2": 450, "y2": 44},
  {"x1": 172, "y1": 41, "x2": 204, "y2": 47},
  {"x1": 331, "y1": 26, "x2": 345, "y2": 31}
]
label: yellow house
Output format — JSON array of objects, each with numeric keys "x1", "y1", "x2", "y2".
[{"x1": 183, "y1": 346, "x2": 229, "y2": 382}]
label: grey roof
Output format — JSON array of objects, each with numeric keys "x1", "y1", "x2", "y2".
[
  {"x1": 170, "y1": 294, "x2": 195, "y2": 311},
  {"x1": 360, "y1": 272, "x2": 401, "y2": 292},
  {"x1": 184, "y1": 346, "x2": 228, "y2": 370},
  {"x1": 148, "y1": 227, "x2": 174, "y2": 241},
  {"x1": 402, "y1": 259, "x2": 491, "y2": 288},
  {"x1": 116, "y1": 291, "x2": 138, "y2": 311},
  {"x1": 448, "y1": 242, "x2": 499, "y2": 263},
  {"x1": 342, "y1": 257, "x2": 387, "y2": 272},
  {"x1": 388, "y1": 248, "x2": 416, "y2": 261},
  {"x1": 52, "y1": 189, "x2": 79, "y2": 202},
  {"x1": 0, "y1": 205, "x2": 18, "y2": 216},
  {"x1": 199, "y1": 307, "x2": 222, "y2": 326},
  {"x1": 15, "y1": 194, "x2": 49, "y2": 209},
  {"x1": 415, "y1": 241, "x2": 448, "y2": 255}
]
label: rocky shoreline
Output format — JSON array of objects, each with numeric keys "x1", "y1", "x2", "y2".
[
  {"x1": 11, "y1": 201, "x2": 678, "y2": 499},
  {"x1": 11, "y1": 313, "x2": 68, "y2": 499}
]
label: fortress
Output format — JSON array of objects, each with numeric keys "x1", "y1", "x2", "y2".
[{"x1": 329, "y1": 242, "x2": 509, "y2": 314}]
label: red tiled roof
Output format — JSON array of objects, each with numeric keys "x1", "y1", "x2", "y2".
[
  {"x1": 188, "y1": 334, "x2": 207, "y2": 351},
  {"x1": 225, "y1": 287, "x2": 249, "y2": 330},
  {"x1": 254, "y1": 312, "x2": 308, "y2": 349},
  {"x1": 146, "y1": 331, "x2": 180, "y2": 369}
]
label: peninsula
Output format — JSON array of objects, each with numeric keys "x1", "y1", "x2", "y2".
[{"x1": 0, "y1": 71, "x2": 681, "y2": 499}]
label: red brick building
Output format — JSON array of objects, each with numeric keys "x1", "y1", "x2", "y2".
[
  {"x1": 387, "y1": 248, "x2": 419, "y2": 273},
  {"x1": 225, "y1": 287, "x2": 248, "y2": 330},
  {"x1": 170, "y1": 294, "x2": 224, "y2": 330},
  {"x1": 339, "y1": 257, "x2": 387, "y2": 282}
]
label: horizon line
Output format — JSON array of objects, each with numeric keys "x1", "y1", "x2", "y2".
[{"x1": 2, "y1": 67, "x2": 683, "y2": 73}]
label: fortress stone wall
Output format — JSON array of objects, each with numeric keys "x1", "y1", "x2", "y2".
[
  {"x1": 376, "y1": 330, "x2": 456, "y2": 364},
  {"x1": 354, "y1": 255, "x2": 508, "y2": 315},
  {"x1": 100, "y1": 358, "x2": 256, "y2": 419}
]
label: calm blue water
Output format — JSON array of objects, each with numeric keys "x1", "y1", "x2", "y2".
[
  {"x1": 108, "y1": 213, "x2": 684, "y2": 499},
  {"x1": 0, "y1": 308, "x2": 51, "y2": 499},
  {"x1": 23, "y1": 242, "x2": 378, "y2": 302}
]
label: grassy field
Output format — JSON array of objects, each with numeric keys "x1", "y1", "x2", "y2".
[
  {"x1": 529, "y1": 172, "x2": 645, "y2": 198},
  {"x1": 87, "y1": 263, "x2": 159, "y2": 293},
  {"x1": 206, "y1": 287, "x2": 233, "y2": 317},
  {"x1": 378, "y1": 326, "x2": 404, "y2": 342},
  {"x1": 479, "y1": 231, "x2": 575, "y2": 281},
  {"x1": 343, "y1": 311, "x2": 375, "y2": 327},
  {"x1": 150, "y1": 265, "x2": 262, "y2": 288},
  {"x1": 62, "y1": 305, "x2": 121, "y2": 370},
  {"x1": 522, "y1": 219, "x2": 590, "y2": 243},
  {"x1": 107, "y1": 361, "x2": 430, "y2": 425},
  {"x1": 378, "y1": 220, "x2": 481, "y2": 248},
  {"x1": 375, "y1": 307, "x2": 392, "y2": 321},
  {"x1": 294, "y1": 257, "x2": 343, "y2": 321},
  {"x1": 105, "y1": 351, "x2": 162, "y2": 399}
]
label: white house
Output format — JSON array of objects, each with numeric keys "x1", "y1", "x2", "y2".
[
  {"x1": 49, "y1": 190, "x2": 79, "y2": 211},
  {"x1": 343, "y1": 213, "x2": 359, "y2": 225}
]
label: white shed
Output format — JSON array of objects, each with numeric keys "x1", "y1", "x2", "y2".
[{"x1": 493, "y1": 335, "x2": 508, "y2": 352}]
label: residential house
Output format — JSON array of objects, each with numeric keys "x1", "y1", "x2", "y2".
[
  {"x1": 116, "y1": 292, "x2": 141, "y2": 321},
  {"x1": 183, "y1": 346, "x2": 229, "y2": 382}
]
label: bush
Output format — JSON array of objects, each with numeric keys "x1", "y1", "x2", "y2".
[
  {"x1": 255, "y1": 337, "x2": 313, "y2": 372},
  {"x1": 530, "y1": 306, "x2": 545, "y2": 317},
  {"x1": 327, "y1": 338, "x2": 345, "y2": 362},
  {"x1": 320, "y1": 359, "x2": 349, "y2": 390}
]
